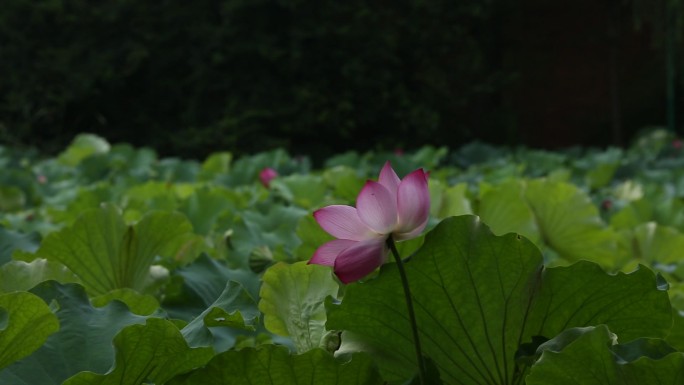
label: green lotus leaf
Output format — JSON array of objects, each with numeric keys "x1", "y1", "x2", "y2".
[
  {"x1": 326, "y1": 216, "x2": 672, "y2": 384},
  {"x1": 409, "y1": 146, "x2": 448, "y2": 170},
  {"x1": 167, "y1": 345, "x2": 382, "y2": 385},
  {"x1": 527, "y1": 325, "x2": 684, "y2": 384},
  {"x1": 0, "y1": 281, "x2": 159, "y2": 385},
  {"x1": 200, "y1": 151, "x2": 232, "y2": 178},
  {"x1": 525, "y1": 179, "x2": 620, "y2": 266},
  {"x1": 611, "y1": 198, "x2": 654, "y2": 230},
  {"x1": 619, "y1": 353, "x2": 684, "y2": 384},
  {"x1": 477, "y1": 179, "x2": 540, "y2": 244},
  {"x1": 0, "y1": 226, "x2": 41, "y2": 265},
  {"x1": 45, "y1": 184, "x2": 116, "y2": 226},
  {"x1": 121, "y1": 181, "x2": 180, "y2": 219},
  {"x1": 36, "y1": 204, "x2": 200, "y2": 295},
  {"x1": 429, "y1": 180, "x2": 472, "y2": 219},
  {"x1": 526, "y1": 262, "x2": 671, "y2": 343},
  {"x1": 90, "y1": 288, "x2": 160, "y2": 316},
  {"x1": 0, "y1": 291, "x2": 59, "y2": 371},
  {"x1": 178, "y1": 186, "x2": 243, "y2": 235},
  {"x1": 57, "y1": 134, "x2": 110, "y2": 166},
  {"x1": 664, "y1": 305, "x2": 684, "y2": 351},
  {"x1": 102, "y1": 143, "x2": 158, "y2": 181},
  {"x1": 154, "y1": 157, "x2": 201, "y2": 183},
  {"x1": 293, "y1": 214, "x2": 334, "y2": 262},
  {"x1": 630, "y1": 222, "x2": 684, "y2": 263},
  {"x1": 259, "y1": 262, "x2": 339, "y2": 352},
  {"x1": 165, "y1": 253, "x2": 261, "y2": 319},
  {"x1": 323, "y1": 165, "x2": 365, "y2": 203},
  {"x1": 578, "y1": 147, "x2": 622, "y2": 190},
  {"x1": 270, "y1": 174, "x2": 327, "y2": 208},
  {"x1": 230, "y1": 204, "x2": 308, "y2": 267},
  {"x1": 0, "y1": 185, "x2": 26, "y2": 212},
  {"x1": 222, "y1": 148, "x2": 293, "y2": 187},
  {"x1": 63, "y1": 318, "x2": 214, "y2": 385},
  {"x1": 612, "y1": 337, "x2": 677, "y2": 362},
  {"x1": 0, "y1": 258, "x2": 79, "y2": 293},
  {"x1": 180, "y1": 280, "x2": 259, "y2": 350},
  {"x1": 611, "y1": 195, "x2": 684, "y2": 233},
  {"x1": 516, "y1": 149, "x2": 567, "y2": 178}
]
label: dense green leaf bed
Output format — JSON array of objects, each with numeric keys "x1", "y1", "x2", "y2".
[{"x1": 1, "y1": 131, "x2": 684, "y2": 384}]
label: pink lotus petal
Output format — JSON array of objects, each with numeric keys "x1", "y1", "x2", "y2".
[
  {"x1": 396, "y1": 168, "x2": 430, "y2": 236},
  {"x1": 356, "y1": 181, "x2": 397, "y2": 234},
  {"x1": 259, "y1": 167, "x2": 278, "y2": 187},
  {"x1": 314, "y1": 205, "x2": 374, "y2": 241},
  {"x1": 378, "y1": 161, "x2": 401, "y2": 198},
  {"x1": 334, "y1": 238, "x2": 387, "y2": 283},
  {"x1": 309, "y1": 239, "x2": 358, "y2": 266},
  {"x1": 393, "y1": 217, "x2": 429, "y2": 241}
]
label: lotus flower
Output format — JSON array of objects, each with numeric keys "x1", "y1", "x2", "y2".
[
  {"x1": 259, "y1": 167, "x2": 278, "y2": 188},
  {"x1": 310, "y1": 161, "x2": 429, "y2": 283}
]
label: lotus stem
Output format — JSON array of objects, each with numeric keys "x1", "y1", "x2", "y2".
[{"x1": 386, "y1": 236, "x2": 426, "y2": 384}]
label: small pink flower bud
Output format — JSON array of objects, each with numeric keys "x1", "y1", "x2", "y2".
[
  {"x1": 259, "y1": 167, "x2": 278, "y2": 188},
  {"x1": 601, "y1": 199, "x2": 612, "y2": 210}
]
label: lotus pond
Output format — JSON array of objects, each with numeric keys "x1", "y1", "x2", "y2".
[{"x1": 1, "y1": 131, "x2": 684, "y2": 384}]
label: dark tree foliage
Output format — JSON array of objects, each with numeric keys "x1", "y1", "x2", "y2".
[{"x1": 0, "y1": 0, "x2": 508, "y2": 160}]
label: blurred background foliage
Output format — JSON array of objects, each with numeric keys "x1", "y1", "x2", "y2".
[{"x1": 0, "y1": 0, "x2": 682, "y2": 163}]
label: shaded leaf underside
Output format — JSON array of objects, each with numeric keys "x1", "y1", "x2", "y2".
[{"x1": 327, "y1": 216, "x2": 672, "y2": 384}]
